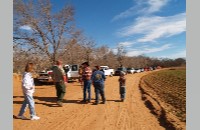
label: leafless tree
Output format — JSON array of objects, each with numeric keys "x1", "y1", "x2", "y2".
[
  {"x1": 79, "y1": 37, "x2": 96, "y2": 63},
  {"x1": 116, "y1": 45, "x2": 126, "y2": 67},
  {"x1": 14, "y1": 0, "x2": 76, "y2": 64},
  {"x1": 92, "y1": 46, "x2": 117, "y2": 68}
]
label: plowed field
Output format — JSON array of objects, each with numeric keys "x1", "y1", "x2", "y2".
[{"x1": 140, "y1": 68, "x2": 186, "y2": 130}]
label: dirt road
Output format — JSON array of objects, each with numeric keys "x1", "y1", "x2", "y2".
[{"x1": 13, "y1": 71, "x2": 165, "y2": 130}]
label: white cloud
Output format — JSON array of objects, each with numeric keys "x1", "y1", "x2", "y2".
[
  {"x1": 112, "y1": 48, "x2": 118, "y2": 54},
  {"x1": 118, "y1": 41, "x2": 136, "y2": 47},
  {"x1": 125, "y1": 44, "x2": 172, "y2": 56},
  {"x1": 158, "y1": 50, "x2": 186, "y2": 59},
  {"x1": 112, "y1": 6, "x2": 136, "y2": 21},
  {"x1": 19, "y1": 25, "x2": 32, "y2": 30},
  {"x1": 112, "y1": 0, "x2": 169, "y2": 21},
  {"x1": 143, "y1": 0, "x2": 169, "y2": 14},
  {"x1": 118, "y1": 13, "x2": 186, "y2": 42}
]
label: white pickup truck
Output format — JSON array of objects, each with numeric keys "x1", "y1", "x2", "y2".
[
  {"x1": 100, "y1": 66, "x2": 115, "y2": 76},
  {"x1": 63, "y1": 64, "x2": 80, "y2": 81},
  {"x1": 37, "y1": 70, "x2": 54, "y2": 84}
]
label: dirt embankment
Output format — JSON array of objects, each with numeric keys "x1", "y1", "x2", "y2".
[{"x1": 13, "y1": 70, "x2": 181, "y2": 130}]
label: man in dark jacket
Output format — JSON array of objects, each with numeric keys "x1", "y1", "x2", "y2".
[{"x1": 91, "y1": 65, "x2": 106, "y2": 105}]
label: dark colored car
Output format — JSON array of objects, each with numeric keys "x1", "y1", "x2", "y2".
[{"x1": 114, "y1": 67, "x2": 127, "y2": 76}]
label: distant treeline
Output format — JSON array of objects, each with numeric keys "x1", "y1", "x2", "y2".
[{"x1": 13, "y1": 42, "x2": 186, "y2": 73}]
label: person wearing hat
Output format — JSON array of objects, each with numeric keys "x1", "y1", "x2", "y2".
[
  {"x1": 118, "y1": 71, "x2": 126, "y2": 102},
  {"x1": 91, "y1": 65, "x2": 106, "y2": 105},
  {"x1": 81, "y1": 61, "x2": 92, "y2": 102}
]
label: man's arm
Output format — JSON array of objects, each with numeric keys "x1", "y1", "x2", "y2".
[
  {"x1": 102, "y1": 72, "x2": 106, "y2": 80},
  {"x1": 60, "y1": 66, "x2": 68, "y2": 84},
  {"x1": 63, "y1": 75, "x2": 67, "y2": 83}
]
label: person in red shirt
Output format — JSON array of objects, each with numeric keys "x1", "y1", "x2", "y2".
[{"x1": 81, "y1": 62, "x2": 92, "y2": 103}]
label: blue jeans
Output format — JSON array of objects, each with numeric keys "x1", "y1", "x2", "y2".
[
  {"x1": 83, "y1": 80, "x2": 91, "y2": 101},
  {"x1": 18, "y1": 93, "x2": 36, "y2": 117},
  {"x1": 120, "y1": 86, "x2": 126, "y2": 99},
  {"x1": 94, "y1": 83, "x2": 105, "y2": 103}
]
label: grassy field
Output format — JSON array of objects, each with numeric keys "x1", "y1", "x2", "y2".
[{"x1": 142, "y1": 68, "x2": 186, "y2": 122}]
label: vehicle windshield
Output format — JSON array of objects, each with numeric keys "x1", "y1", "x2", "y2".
[
  {"x1": 71, "y1": 65, "x2": 78, "y2": 71},
  {"x1": 117, "y1": 68, "x2": 126, "y2": 71}
]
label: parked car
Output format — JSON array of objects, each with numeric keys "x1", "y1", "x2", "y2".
[
  {"x1": 114, "y1": 67, "x2": 127, "y2": 76},
  {"x1": 126, "y1": 68, "x2": 135, "y2": 74},
  {"x1": 100, "y1": 66, "x2": 115, "y2": 76},
  {"x1": 134, "y1": 68, "x2": 141, "y2": 73},
  {"x1": 37, "y1": 70, "x2": 53, "y2": 84},
  {"x1": 149, "y1": 67, "x2": 153, "y2": 71},
  {"x1": 140, "y1": 68, "x2": 144, "y2": 72},
  {"x1": 152, "y1": 66, "x2": 157, "y2": 70}
]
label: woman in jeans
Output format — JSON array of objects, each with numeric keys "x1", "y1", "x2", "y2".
[{"x1": 17, "y1": 62, "x2": 40, "y2": 120}]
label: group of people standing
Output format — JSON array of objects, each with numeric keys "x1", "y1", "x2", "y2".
[
  {"x1": 80, "y1": 61, "x2": 106, "y2": 105},
  {"x1": 16, "y1": 60, "x2": 126, "y2": 120}
]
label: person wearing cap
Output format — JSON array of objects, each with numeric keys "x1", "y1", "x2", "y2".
[
  {"x1": 118, "y1": 71, "x2": 126, "y2": 102},
  {"x1": 81, "y1": 62, "x2": 92, "y2": 103},
  {"x1": 91, "y1": 65, "x2": 106, "y2": 105},
  {"x1": 52, "y1": 60, "x2": 67, "y2": 107}
]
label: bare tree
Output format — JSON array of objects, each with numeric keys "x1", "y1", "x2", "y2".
[
  {"x1": 14, "y1": 0, "x2": 76, "y2": 64},
  {"x1": 116, "y1": 45, "x2": 126, "y2": 67},
  {"x1": 174, "y1": 58, "x2": 186, "y2": 67},
  {"x1": 60, "y1": 38, "x2": 85, "y2": 65},
  {"x1": 79, "y1": 37, "x2": 96, "y2": 62},
  {"x1": 92, "y1": 46, "x2": 116, "y2": 67}
]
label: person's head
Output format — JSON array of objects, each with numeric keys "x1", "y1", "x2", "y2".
[
  {"x1": 81, "y1": 62, "x2": 89, "y2": 67},
  {"x1": 95, "y1": 65, "x2": 100, "y2": 70},
  {"x1": 56, "y1": 60, "x2": 62, "y2": 66},
  {"x1": 25, "y1": 62, "x2": 34, "y2": 72}
]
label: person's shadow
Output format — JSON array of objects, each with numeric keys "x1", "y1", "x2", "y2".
[
  {"x1": 13, "y1": 96, "x2": 58, "y2": 107},
  {"x1": 13, "y1": 96, "x2": 88, "y2": 107},
  {"x1": 106, "y1": 99, "x2": 122, "y2": 102},
  {"x1": 13, "y1": 115, "x2": 30, "y2": 120}
]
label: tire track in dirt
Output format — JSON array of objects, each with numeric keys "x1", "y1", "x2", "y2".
[{"x1": 123, "y1": 72, "x2": 165, "y2": 130}]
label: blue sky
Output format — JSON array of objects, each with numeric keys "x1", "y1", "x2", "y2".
[{"x1": 43, "y1": 0, "x2": 186, "y2": 59}]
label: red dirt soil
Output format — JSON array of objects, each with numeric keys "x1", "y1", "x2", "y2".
[{"x1": 13, "y1": 70, "x2": 180, "y2": 130}]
